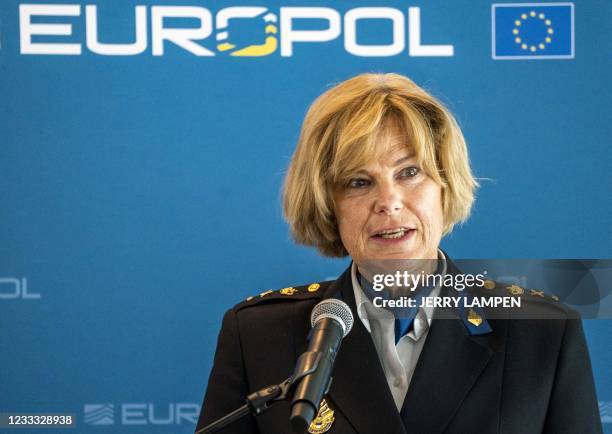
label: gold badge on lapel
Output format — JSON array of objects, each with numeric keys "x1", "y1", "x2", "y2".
[
  {"x1": 467, "y1": 308, "x2": 483, "y2": 327},
  {"x1": 308, "y1": 398, "x2": 335, "y2": 433}
]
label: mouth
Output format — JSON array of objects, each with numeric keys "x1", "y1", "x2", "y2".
[{"x1": 371, "y1": 227, "x2": 415, "y2": 240}]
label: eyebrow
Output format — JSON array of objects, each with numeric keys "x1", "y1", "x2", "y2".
[
  {"x1": 352, "y1": 154, "x2": 417, "y2": 176},
  {"x1": 393, "y1": 154, "x2": 416, "y2": 165}
]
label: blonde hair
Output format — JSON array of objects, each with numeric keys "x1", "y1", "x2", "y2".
[{"x1": 283, "y1": 73, "x2": 477, "y2": 257}]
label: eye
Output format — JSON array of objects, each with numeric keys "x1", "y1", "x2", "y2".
[
  {"x1": 347, "y1": 178, "x2": 371, "y2": 189},
  {"x1": 399, "y1": 166, "x2": 420, "y2": 178}
]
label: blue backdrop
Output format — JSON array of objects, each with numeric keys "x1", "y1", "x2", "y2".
[{"x1": 1, "y1": 0, "x2": 611, "y2": 432}]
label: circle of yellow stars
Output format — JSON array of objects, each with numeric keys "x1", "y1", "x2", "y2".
[{"x1": 513, "y1": 10, "x2": 554, "y2": 53}]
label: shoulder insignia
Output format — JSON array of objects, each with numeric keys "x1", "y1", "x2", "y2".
[
  {"x1": 483, "y1": 279, "x2": 496, "y2": 290},
  {"x1": 279, "y1": 287, "x2": 297, "y2": 296},
  {"x1": 470, "y1": 280, "x2": 569, "y2": 318},
  {"x1": 241, "y1": 282, "x2": 328, "y2": 305},
  {"x1": 500, "y1": 284, "x2": 567, "y2": 310},
  {"x1": 507, "y1": 284, "x2": 524, "y2": 296},
  {"x1": 259, "y1": 289, "x2": 274, "y2": 298},
  {"x1": 308, "y1": 283, "x2": 321, "y2": 292},
  {"x1": 503, "y1": 284, "x2": 560, "y2": 302},
  {"x1": 528, "y1": 288, "x2": 561, "y2": 302}
]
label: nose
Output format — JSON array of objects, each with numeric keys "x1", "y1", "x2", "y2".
[{"x1": 373, "y1": 181, "x2": 403, "y2": 215}]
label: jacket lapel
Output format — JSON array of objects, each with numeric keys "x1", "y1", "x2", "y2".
[
  {"x1": 399, "y1": 261, "x2": 496, "y2": 433},
  {"x1": 322, "y1": 266, "x2": 408, "y2": 434}
]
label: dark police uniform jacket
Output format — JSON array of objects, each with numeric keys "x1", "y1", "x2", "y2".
[{"x1": 195, "y1": 262, "x2": 602, "y2": 434}]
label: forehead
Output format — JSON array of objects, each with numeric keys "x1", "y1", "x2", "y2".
[
  {"x1": 347, "y1": 123, "x2": 417, "y2": 171},
  {"x1": 361, "y1": 146, "x2": 416, "y2": 173},
  {"x1": 329, "y1": 110, "x2": 436, "y2": 184},
  {"x1": 372, "y1": 123, "x2": 416, "y2": 160}
]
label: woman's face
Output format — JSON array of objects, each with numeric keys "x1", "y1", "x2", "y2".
[{"x1": 333, "y1": 134, "x2": 444, "y2": 265}]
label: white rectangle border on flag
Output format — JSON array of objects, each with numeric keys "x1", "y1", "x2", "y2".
[{"x1": 491, "y1": 2, "x2": 575, "y2": 60}]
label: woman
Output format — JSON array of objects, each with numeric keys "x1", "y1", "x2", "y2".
[{"x1": 195, "y1": 73, "x2": 601, "y2": 434}]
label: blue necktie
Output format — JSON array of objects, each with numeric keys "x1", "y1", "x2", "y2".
[{"x1": 358, "y1": 273, "x2": 434, "y2": 344}]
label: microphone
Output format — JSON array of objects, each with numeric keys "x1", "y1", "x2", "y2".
[{"x1": 290, "y1": 299, "x2": 354, "y2": 433}]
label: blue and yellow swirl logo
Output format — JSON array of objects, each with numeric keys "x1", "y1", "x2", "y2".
[{"x1": 215, "y1": 8, "x2": 277, "y2": 56}]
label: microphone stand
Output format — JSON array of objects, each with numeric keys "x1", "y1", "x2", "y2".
[{"x1": 195, "y1": 351, "x2": 323, "y2": 434}]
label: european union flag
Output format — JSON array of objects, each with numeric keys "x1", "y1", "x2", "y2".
[{"x1": 492, "y1": 3, "x2": 574, "y2": 59}]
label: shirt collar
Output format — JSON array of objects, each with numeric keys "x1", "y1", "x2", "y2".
[{"x1": 351, "y1": 250, "x2": 447, "y2": 336}]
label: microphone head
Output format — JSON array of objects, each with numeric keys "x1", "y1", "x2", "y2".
[{"x1": 310, "y1": 299, "x2": 354, "y2": 337}]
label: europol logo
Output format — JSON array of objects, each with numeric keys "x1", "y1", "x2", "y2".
[
  {"x1": 17, "y1": 5, "x2": 454, "y2": 57},
  {"x1": 491, "y1": 3, "x2": 574, "y2": 59},
  {"x1": 83, "y1": 404, "x2": 114, "y2": 426}
]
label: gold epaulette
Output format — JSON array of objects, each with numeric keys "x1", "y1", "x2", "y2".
[
  {"x1": 481, "y1": 280, "x2": 561, "y2": 303},
  {"x1": 237, "y1": 282, "x2": 327, "y2": 309}
]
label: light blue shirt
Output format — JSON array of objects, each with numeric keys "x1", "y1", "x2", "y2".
[{"x1": 351, "y1": 251, "x2": 446, "y2": 410}]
